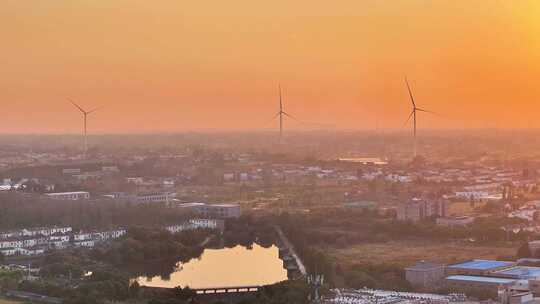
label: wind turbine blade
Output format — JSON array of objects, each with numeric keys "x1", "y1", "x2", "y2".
[
  {"x1": 282, "y1": 111, "x2": 303, "y2": 124},
  {"x1": 68, "y1": 99, "x2": 86, "y2": 114},
  {"x1": 278, "y1": 84, "x2": 283, "y2": 111},
  {"x1": 416, "y1": 108, "x2": 438, "y2": 115},
  {"x1": 404, "y1": 77, "x2": 416, "y2": 108},
  {"x1": 87, "y1": 106, "x2": 103, "y2": 114},
  {"x1": 403, "y1": 110, "x2": 414, "y2": 127}
]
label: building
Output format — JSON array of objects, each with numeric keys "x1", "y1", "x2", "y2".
[
  {"x1": 46, "y1": 191, "x2": 90, "y2": 200},
  {"x1": 165, "y1": 219, "x2": 225, "y2": 234},
  {"x1": 445, "y1": 275, "x2": 517, "y2": 292},
  {"x1": 74, "y1": 240, "x2": 95, "y2": 248},
  {"x1": 397, "y1": 198, "x2": 447, "y2": 222},
  {"x1": 174, "y1": 202, "x2": 241, "y2": 218},
  {"x1": 492, "y1": 266, "x2": 540, "y2": 280},
  {"x1": 136, "y1": 192, "x2": 175, "y2": 204},
  {"x1": 446, "y1": 259, "x2": 516, "y2": 276},
  {"x1": 195, "y1": 203, "x2": 241, "y2": 218},
  {"x1": 405, "y1": 261, "x2": 446, "y2": 289},
  {"x1": 0, "y1": 225, "x2": 123, "y2": 256}
]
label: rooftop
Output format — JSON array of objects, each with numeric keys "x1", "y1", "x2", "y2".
[
  {"x1": 46, "y1": 191, "x2": 89, "y2": 195},
  {"x1": 447, "y1": 259, "x2": 514, "y2": 270},
  {"x1": 446, "y1": 275, "x2": 516, "y2": 284},
  {"x1": 493, "y1": 266, "x2": 540, "y2": 279},
  {"x1": 406, "y1": 261, "x2": 444, "y2": 271}
]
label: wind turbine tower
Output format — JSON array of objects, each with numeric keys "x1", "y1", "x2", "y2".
[
  {"x1": 279, "y1": 85, "x2": 283, "y2": 139},
  {"x1": 69, "y1": 99, "x2": 101, "y2": 159},
  {"x1": 404, "y1": 77, "x2": 434, "y2": 158}
]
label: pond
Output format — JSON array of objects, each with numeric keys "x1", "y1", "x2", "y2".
[{"x1": 134, "y1": 244, "x2": 288, "y2": 289}]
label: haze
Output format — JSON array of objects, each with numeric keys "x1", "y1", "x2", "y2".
[{"x1": 3, "y1": 0, "x2": 540, "y2": 133}]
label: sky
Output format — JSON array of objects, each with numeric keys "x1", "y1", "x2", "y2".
[{"x1": 2, "y1": 0, "x2": 540, "y2": 133}]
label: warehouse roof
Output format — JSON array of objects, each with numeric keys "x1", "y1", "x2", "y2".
[
  {"x1": 493, "y1": 266, "x2": 540, "y2": 279},
  {"x1": 446, "y1": 275, "x2": 516, "y2": 284},
  {"x1": 447, "y1": 259, "x2": 514, "y2": 270}
]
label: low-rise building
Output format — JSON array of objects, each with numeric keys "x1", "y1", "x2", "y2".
[
  {"x1": 195, "y1": 203, "x2": 241, "y2": 218},
  {"x1": 405, "y1": 261, "x2": 445, "y2": 289},
  {"x1": 397, "y1": 198, "x2": 447, "y2": 222},
  {"x1": 136, "y1": 192, "x2": 175, "y2": 204},
  {"x1": 492, "y1": 266, "x2": 540, "y2": 280},
  {"x1": 445, "y1": 275, "x2": 517, "y2": 292}
]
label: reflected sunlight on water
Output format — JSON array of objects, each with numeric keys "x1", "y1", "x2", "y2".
[{"x1": 135, "y1": 244, "x2": 288, "y2": 289}]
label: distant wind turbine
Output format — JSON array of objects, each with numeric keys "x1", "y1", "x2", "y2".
[
  {"x1": 69, "y1": 99, "x2": 101, "y2": 159},
  {"x1": 274, "y1": 84, "x2": 297, "y2": 141},
  {"x1": 404, "y1": 77, "x2": 435, "y2": 158}
]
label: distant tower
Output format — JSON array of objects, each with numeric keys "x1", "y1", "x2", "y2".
[{"x1": 279, "y1": 84, "x2": 284, "y2": 140}]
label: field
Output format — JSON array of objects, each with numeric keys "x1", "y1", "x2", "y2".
[
  {"x1": 329, "y1": 239, "x2": 516, "y2": 267},
  {"x1": 0, "y1": 299, "x2": 25, "y2": 304}
]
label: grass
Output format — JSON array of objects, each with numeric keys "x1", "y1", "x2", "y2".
[{"x1": 329, "y1": 239, "x2": 516, "y2": 267}]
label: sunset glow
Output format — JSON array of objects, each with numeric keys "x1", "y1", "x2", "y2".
[{"x1": 3, "y1": 0, "x2": 540, "y2": 133}]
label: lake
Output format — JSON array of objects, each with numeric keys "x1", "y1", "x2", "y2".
[{"x1": 134, "y1": 244, "x2": 288, "y2": 289}]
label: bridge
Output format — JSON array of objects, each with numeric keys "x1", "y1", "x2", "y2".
[{"x1": 194, "y1": 285, "x2": 262, "y2": 294}]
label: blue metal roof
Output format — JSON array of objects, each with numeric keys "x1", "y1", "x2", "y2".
[
  {"x1": 494, "y1": 266, "x2": 540, "y2": 279},
  {"x1": 446, "y1": 275, "x2": 516, "y2": 284},
  {"x1": 447, "y1": 259, "x2": 514, "y2": 270}
]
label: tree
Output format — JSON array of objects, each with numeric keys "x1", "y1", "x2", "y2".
[{"x1": 174, "y1": 286, "x2": 196, "y2": 301}]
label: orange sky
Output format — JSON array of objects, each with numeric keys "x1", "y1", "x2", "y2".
[{"x1": 2, "y1": 0, "x2": 540, "y2": 133}]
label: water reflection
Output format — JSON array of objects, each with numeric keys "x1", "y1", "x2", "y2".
[{"x1": 135, "y1": 244, "x2": 288, "y2": 289}]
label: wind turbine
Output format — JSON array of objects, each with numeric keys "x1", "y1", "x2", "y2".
[
  {"x1": 404, "y1": 77, "x2": 435, "y2": 158},
  {"x1": 275, "y1": 84, "x2": 295, "y2": 141},
  {"x1": 69, "y1": 99, "x2": 101, "y2": 159}
]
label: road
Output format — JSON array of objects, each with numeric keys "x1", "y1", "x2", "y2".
[{"x1": 274, "y1": 226, "x2": 307, "y2": 276}]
